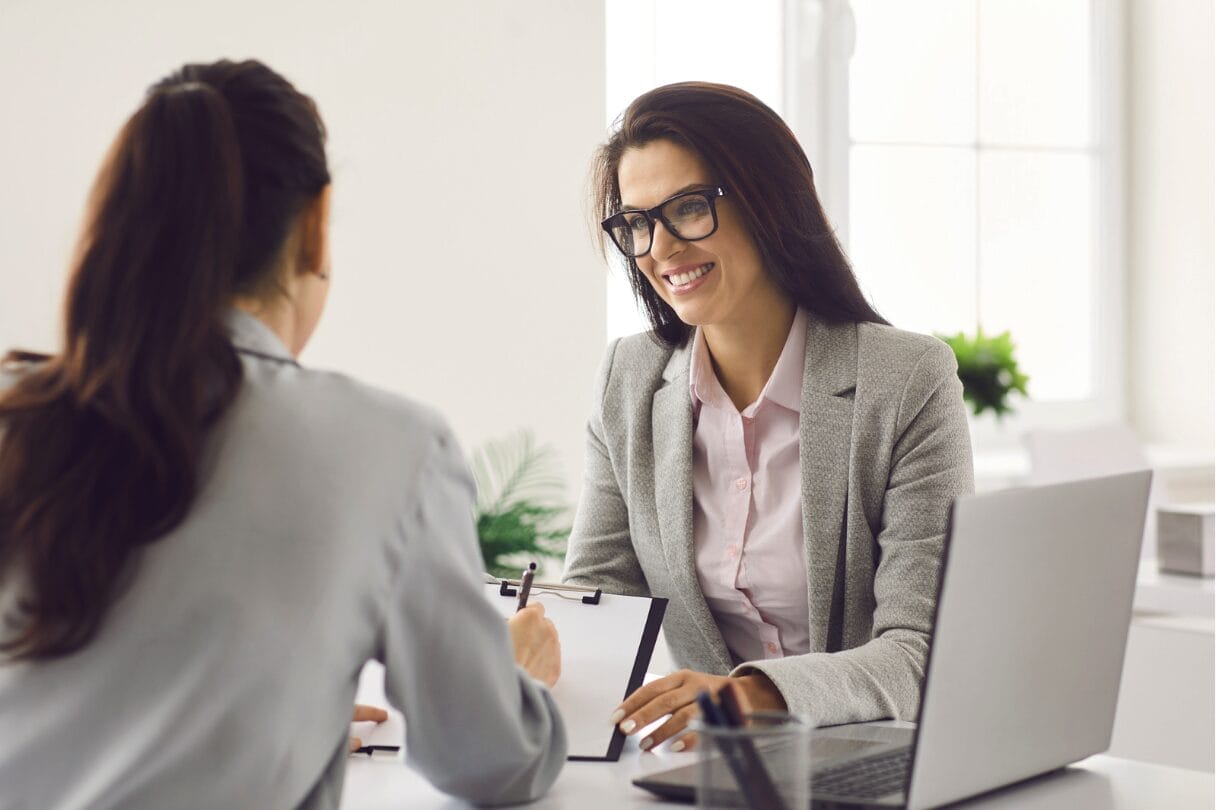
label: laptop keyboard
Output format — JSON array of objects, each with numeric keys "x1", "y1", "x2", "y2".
[{"x1": 814, "y1": 747, "x2": 912, "y2": 799}]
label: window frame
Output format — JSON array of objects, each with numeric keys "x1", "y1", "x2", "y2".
[{"x1": 783, "y1": 0, "x2": 1128, "y2": 447}]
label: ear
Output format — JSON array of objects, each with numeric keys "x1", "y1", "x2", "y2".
[{"x1": 296, "y1": 184, "x2": 332, "y2": 278}]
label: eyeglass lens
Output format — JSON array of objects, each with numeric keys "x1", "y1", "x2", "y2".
[{"x1": 609, "y1": 191, "x2": 717, "y2": 258}]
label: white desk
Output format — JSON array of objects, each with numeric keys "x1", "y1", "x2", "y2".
[
  {"x1": 340, "y1": 737, "x2": 1214, "y2": 809},
  {"x1": 345, "y1": 659, "x2": 1213, "y2": 808}
]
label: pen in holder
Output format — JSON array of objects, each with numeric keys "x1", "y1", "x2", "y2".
[{"x1": 692, "y1": 701, "x2": 810, "y2": 810}]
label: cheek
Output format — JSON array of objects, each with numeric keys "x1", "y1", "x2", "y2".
[{"x1": 635, "y1": 260, "x2": 665, "y2": 292}]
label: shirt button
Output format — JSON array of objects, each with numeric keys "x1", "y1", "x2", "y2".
[
  {"x1": 728, "y1": 546, "x2": 738, "y2": 557},
  {"x1": 735, "y1": 478, "x2": 749, "y2": 491},
  {"x1": 766, "y1": 642, "x2": 779, "y2": 654}
]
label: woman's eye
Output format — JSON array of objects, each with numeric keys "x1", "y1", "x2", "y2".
[
  {"x1": 625, "y1": 215, "x2": 649, "y2": 233},
  {"x1": 676, "y1": 199, "x2": 710, "y2": 218}
]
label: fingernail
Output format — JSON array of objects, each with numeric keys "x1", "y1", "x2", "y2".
[
  {"x1": 640, "y1": 737, "x2": 653, "y2": 751},
  {"x1": 670, "y1": 739, "x2": 686, "y2": 753},
  {"x1": 620, "y1": 719, "x2": 636, "y2": 734},
  {"x1": 609, "y1": 709, "x2": 625, "y2": 726}
]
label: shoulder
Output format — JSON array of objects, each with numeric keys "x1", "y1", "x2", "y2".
[
  {"x1": 855, "y1": 322, "x2": 957, "y2": 386},
  {"x1": 0, "y1": 367, "x2": 21, "y2": 396},
  {"x1": 235, "y1": 353, "x2": 454, "y2": 459},
  {"x1": 0, "y1": 354, "x2": 49, "y2": 396},
  {"x1": 591, "y1": 331, "x2": 680, "y2": 401},
  {"x1": 606, "y1": 331, "x2": 678, "y2": 378}
]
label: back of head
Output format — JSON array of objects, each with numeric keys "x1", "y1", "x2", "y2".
[
  {"x1": 592, "y1": 82, "x2": 886, "y2": 345},
  {"x1": 0, "y1": 59, "x2": 329, "y2": 660}
]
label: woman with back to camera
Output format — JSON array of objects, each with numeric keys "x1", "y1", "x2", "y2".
[
  {"x1": 0, "y1": 59, "x2": 566, "y2": 807},
  {"x1": 562, "y1": 82, "x2": 974, "y2": 751}
]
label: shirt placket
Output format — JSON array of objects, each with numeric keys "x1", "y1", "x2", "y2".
[{"x1": 724, "y1": 409, "x2": 784, "y2": 660}]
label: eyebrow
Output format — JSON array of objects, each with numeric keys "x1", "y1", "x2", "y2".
[{"x1": 619, "y1": 183, "x2": 713, "y2": 212}]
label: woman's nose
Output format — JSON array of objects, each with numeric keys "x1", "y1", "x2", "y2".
[{"x1": 650, "y1": 219, "x2": 684, "y2": 260}]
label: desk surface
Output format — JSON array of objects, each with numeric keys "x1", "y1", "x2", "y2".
[
  {"x1": 346, "y1": 662, "x2": 1213, "y2": 808},
  {"x1": 340, "y1": 737, "x2": 1214, "y2": 809}
]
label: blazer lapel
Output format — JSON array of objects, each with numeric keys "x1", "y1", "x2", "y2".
[
  {"x1": 652, "y1": 344, "x2": 734, "y2": 671},
  {"x1": 799, "y1": 318, "x2": 858, "y2": 653}
]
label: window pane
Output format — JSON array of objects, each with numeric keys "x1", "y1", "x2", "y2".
[
  {"x1": 979, "y1": 151, "x2": 1093, "y2": 400},
  {"x1": 979, "y1": 0, "x2": 1092, "y2": 146},
  {"x1": 850, "y1": 0, "x2": 976, "y2": 144},
  {"x1": 849, "y1": 145, "x2": 977, "y2": 336}
]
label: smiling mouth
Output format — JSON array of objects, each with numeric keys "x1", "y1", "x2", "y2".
[{"x1": 664, "y1": 262, "x2": 714, "y2": 287}]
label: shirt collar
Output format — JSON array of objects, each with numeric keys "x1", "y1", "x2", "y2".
[
  {"x1": 225, "y1": 308, "x2": 298, "y2": 366},
  {"x1": 766, "y1": 307, "x2": 807, "y2": 412},
  {"x1": 688, "y1": 307, "x2": 807, "y2": 414}
]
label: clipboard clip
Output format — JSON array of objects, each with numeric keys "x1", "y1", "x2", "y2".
[{"x1": 497, "y1": 578, "x2": 602, "y2": 605}]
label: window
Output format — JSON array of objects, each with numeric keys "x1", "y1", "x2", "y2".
[{"x1": 605, "y1": 0, "x2": 1124, "y2": 443}]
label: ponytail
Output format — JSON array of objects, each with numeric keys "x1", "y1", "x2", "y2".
[{"x1": 0, "y1": 60, "x2": 329, "y2": 659}]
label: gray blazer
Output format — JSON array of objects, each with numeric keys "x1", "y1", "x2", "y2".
[
  {"x1": 0, "y1": 311, "x2": 566, "y2": 809},
  {"x1": 562, "y1": 315, "x2": 973, "y2": 726}
]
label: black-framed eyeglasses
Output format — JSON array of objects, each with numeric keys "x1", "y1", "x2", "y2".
[{"x1": 601, "y1": 186, "x2": 727, "y2": 259}]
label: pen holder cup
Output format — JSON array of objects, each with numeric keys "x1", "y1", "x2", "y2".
[{"x1": 691, "y1": 712, "x2": 811, "y2": 810}]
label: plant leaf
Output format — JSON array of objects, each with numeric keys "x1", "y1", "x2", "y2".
[{"x1": 469, "y1": 429, "x2": 571, "y2": 577}]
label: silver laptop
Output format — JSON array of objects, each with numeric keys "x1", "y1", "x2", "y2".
[{"x1": 633, "y1": 471, "x2": 1152, "y2": 809}]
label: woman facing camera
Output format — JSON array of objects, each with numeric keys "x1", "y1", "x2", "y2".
[
  {"x1": 0, "y1": 60, "x2": 565, "y2": 808},
  {"x1": 563, "y1": 82, "x2": 973, "y2": 751}
]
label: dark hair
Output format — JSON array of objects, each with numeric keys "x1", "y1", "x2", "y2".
[
  {"x1": 0, "y1": 59, "x2": 330, "y2": 660},
  {"x1": 592, "y1": 82, "x2": 887, "y2": 345}
]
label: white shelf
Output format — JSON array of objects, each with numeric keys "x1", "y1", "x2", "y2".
[
  {"x1": 1134, "y1": 559, "x2": 1215, "y2": 620},
  {"x1": 973, "y1": 443, "x2": 1215, "y2": 493}
]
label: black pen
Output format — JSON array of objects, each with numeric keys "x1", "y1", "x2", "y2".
[
  {"x1": 697, "y1": 689, "x2": 786, "y2": 810},
  {"x1": 516, "y1": 561, "x2": 537, "y2": 612},
  {"x1": 351, "y1": 744, "x2": 400, "y2": 757}
]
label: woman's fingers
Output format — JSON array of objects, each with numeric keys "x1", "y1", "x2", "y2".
[
  {"x1": 506, "y1": 603, "x2": 562, "y2": 687},
  {"x1": 637, "y1": 703, "x2": 699, "y2": 751},
  {"x1": 669, "y1": 731, "x2": 699, "y2": 753},
  {"x1": 352, "y1": 704, "x2": 389, "y2": 723},
  {"x1": 348, "y1": 736, "x2": 363, "y2": 753},
  {"x1": 611, "y1": 670, "x2": 683, "y2": 727},
  {"x1": 617, "y1": 682, "x2": 697, "y2": 733},
  {"x1": 613, "y1": 670, "x2": 739, "y2": 737}
]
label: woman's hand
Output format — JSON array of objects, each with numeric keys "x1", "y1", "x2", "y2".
[
  {"x1": 609, "y1": 670, "x2": 786, "y2": 752},
  {"x1": 348, "y1": 704, "x2": 389, "y2": 752},
  {"x1": 507, "y1": 602, "x2": 561, "y2": 687}
]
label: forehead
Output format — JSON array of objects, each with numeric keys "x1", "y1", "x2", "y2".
[{"x1": 617, "y1": 140, "x2": 712, "y2": 209}]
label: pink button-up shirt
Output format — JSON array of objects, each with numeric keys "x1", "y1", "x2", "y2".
[{"x1": 689, "y1": 309, "x2": 810, "y2": 664}]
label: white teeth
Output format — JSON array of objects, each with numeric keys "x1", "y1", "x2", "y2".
[{"x1": 669, "y1": 263, "x2": 712, "y2": 286}]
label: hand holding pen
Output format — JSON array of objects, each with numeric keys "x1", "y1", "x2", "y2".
[{"x1": 506, "y1": 561, "x2": 561, "y2": 687}]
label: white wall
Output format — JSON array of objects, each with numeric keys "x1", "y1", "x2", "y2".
[
  {"x1": 0, "y1": 0, "x2": 606, "y2": 500},
  {"x1": 1127, "y1": 0, "x2": 1215, "y2": 451}
]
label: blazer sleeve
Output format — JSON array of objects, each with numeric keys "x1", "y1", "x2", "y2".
[
  {"x1": 733, "y1": 339, "x2": 974, "y2": 725},
  {"x1": 561, "y1": 339, "x2": 650, "y2": 597},
  {"x1": 376, "y1": 424, "x2": 567, "y2": 805}
]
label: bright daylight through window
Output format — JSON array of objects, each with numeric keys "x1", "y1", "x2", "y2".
[{"x1": 605, "y1": 0, "x2": 1119, "y2": 434}]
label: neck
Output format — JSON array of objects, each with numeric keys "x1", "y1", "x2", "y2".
[
  {"x1": 702, "y1": 299, "x2": 797, "y2": 411},
  {"x1": 232, "y1": 295, "x2": 299, "y2": 357}
]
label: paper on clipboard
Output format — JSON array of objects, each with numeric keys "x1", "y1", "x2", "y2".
[{"x1": 483, "y1": 579, "x2": 667, "y2": 761}]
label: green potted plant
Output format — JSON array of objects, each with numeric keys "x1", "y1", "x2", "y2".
[
  {"x1": 470, "y1": 429, "x2": 571, "y2": 578},
  {"x1": 934, "y1": 328, "x2": 1030, "y2": 419}
]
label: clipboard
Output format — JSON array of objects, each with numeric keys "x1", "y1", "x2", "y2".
[{"x1": 484, "y1": 577, "x2": 667, "y2": 761}]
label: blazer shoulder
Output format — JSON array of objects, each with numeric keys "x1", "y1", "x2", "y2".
[
  {"x1": 0, "y1": 355, "x2": 48, "y2": 396},
  {"x1": 239, "y1": 355, "x2": 453, "y2": 451},
  {"x1": 611, "y1": 331, "x2": 677, "y2": 373},
  {"x1": 856, "y1": 322, "x2": 957, "y2": 383},
  {"x1": 597, "y1": 331, "x2": 678, "y2": 396}
]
